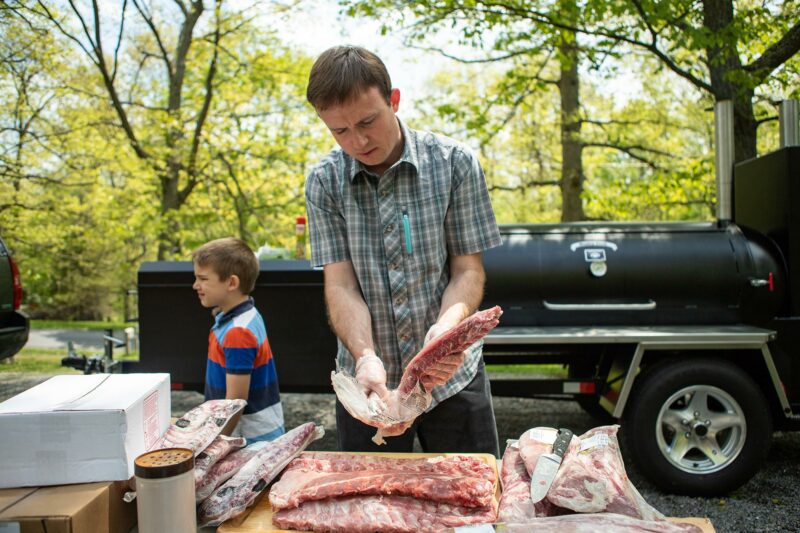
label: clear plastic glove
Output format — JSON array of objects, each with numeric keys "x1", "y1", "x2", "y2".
[
  {"x1": 355, "y1": 353, "x2": 390, "y2": 401},
  {"x1": 421, "y1": 323, "x2": 467, "y2": 391}
]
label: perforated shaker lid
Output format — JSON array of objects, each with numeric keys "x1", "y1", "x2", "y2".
[{"x1": 135, "y1": 448, "x2": 194, "y2": 479}]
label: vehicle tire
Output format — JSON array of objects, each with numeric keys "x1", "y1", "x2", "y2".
[{"x1": 620, "y1": 357, "x2": 771, "y2": 496}]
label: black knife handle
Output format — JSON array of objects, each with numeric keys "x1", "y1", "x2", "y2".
[{"x1": 553, "y1": 428, "x2": 574, "y2": 457}]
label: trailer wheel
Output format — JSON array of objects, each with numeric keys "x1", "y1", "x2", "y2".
[{"x1": 620, "y1": 358, "x2": 771, "y2": 495}]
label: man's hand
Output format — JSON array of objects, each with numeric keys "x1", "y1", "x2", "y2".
[
  {"x1": 355, "y1": 353, "x2": 390, "y2": 401},
  {"x1": 420, "y1": 323, "x2": 467, "y2": 391}
]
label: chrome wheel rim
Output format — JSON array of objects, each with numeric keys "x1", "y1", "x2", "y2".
[{"x1": 655, "y1": 385, "x2": 746, "y2": 474}]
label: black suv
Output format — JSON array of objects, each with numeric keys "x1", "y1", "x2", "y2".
[{"x1": 0, "y1": 235, "x2": 28, "y2": 360}]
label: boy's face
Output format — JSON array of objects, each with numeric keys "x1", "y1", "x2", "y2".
[
  {"x1": 317, "y1": 86, "x2": 403, "y2": 177},
  {"x1": 193, "y1": 263, "x2": 236, "y2": 309}
]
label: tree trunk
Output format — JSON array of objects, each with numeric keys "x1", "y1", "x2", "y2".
[
  {"x1": 557, "y1": 0, "x2": 585, "y2": 221},
  {"x1": 703, "y1": 0, "x2": 757, "y2": 162}
]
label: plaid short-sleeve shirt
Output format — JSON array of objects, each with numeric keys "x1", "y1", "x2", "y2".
[{"x1": 305, "y1": 119, "x2": 501, "y2": 407}]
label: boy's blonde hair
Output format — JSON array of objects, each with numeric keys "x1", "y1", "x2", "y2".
[{"x1": 192, "y1": 237, "x2": 259, "y2": 294}]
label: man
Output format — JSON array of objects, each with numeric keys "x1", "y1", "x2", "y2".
[{"x1": 305, "y1": 45, "x2": 502, "y2": 456}]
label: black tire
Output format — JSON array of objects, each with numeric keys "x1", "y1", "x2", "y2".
[{"x1": 620, "y1": 358, "x2": 772, "y2": 496}]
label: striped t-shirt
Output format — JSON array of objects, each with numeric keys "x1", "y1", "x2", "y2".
[{"x1": 204, "y1": 297, "x2": 284, "y2": 442}]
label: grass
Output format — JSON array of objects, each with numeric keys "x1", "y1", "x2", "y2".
[
  {"x1": 0, "y1": 347, "x2": 139, "y2": 373},
  {"x1": 31, "y1": 319, "x2": 134, "y2": 330},
  {"x1": 486, "y1": 363, "x2": 567, "y2": 376}
]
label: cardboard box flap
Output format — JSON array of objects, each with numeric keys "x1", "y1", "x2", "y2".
[
  {"x1": 0, "y1": 375, "x2": 109, "y2": 414},
  {"x1": 0, "y1": 374, "x2": 170, "y2": 414},
  {"x1": 73, "y1": 374, "x2": 169, "y2": 411},
  {"x1": 3, "y1": 484, "x2": 108, "y2": 518},
  {"x1": 0, "y1": 488, "x2": 37, "y2": 515}
]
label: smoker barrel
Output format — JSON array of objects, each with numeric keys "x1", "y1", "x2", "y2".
[{"x1": 482, "y1": 222, "x2": 784, "y2": 327}]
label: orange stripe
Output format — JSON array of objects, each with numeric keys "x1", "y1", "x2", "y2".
[
  {"x1": 255, "y1": 339, "x2": 273, "y2": 367},
  {"x1": 208, "y1": 332, "x2": 225, "y2": 366},
  {"x1": 224, "y1": 327, "x2": 258, "y2": 349}
]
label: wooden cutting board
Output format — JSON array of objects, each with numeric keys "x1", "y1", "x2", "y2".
[
  {"x1": 218, "y1": 451, "x2": 500, "y2": 533},
  {"x1": 217, "y1": 451, "x2": 715, "y2": 533}
]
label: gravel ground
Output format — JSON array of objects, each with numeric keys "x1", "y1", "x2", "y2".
[{"x1": 2, "y1": 373, "x2": 798, "y2": 532}]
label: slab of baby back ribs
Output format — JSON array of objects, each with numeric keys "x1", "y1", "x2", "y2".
[
  {"x1": 271, "y1": 494, "x2": 498, "y2": 533},
  {"x1": 268, "y1": 453, "x2": 496, "y2": 510}
]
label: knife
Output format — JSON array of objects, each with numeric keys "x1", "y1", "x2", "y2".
[{"x1": 529, "y1": 427, "x2": 573, "y2": 503}]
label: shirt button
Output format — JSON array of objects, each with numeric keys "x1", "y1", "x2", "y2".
[
  {"x1": 390, "y1": 262, "x2": 399, "y2": 270},
  {"x1": 380, "y1": 189, "x2": 390, "y2": 198},
  {"x1": 395, "y1": 296, "x2": 405, "y2": 306},
  {"x1": 400, "y1": 333, "x2": 410, "y2": 341},
  {"x1": 384, "y1": 224, "x2": 395, "y2": 234}
]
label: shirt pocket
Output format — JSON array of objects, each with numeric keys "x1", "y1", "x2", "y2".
[{"x1": 400, "y1": 194, "x2": 449, "y2": 277}]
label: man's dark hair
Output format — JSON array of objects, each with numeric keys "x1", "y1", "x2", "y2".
[
  {"x1": 306, "y1": 46, "x2": 392, "y2": 110},
  {"x1": 192, "y1": 237, "x2": 259, "y2": 294}
]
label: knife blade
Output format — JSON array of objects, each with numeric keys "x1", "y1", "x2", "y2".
[{"x1": 529, "y1": 427, "x2": 573, "y2": 503}]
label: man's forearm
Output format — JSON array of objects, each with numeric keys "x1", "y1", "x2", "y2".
[
  {"x1": 325, "y1": 283, "x2": 376, "y2": 360},
  {"x1": 436, "y1": 265, "x2": 485, "y2": 327}
]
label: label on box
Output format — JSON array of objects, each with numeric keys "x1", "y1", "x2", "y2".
[
  {"x1": 528, "y1": 428, "x2": 558, "y2": 444},
  {"x1": 0, "y1": 522, "x2": 21, "y2": 533},
  {"x1": 143, "y1": 390, "x2": 160, "y2": 450}
]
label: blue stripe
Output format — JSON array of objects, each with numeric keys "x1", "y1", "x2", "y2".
[
  {"x1": 225, "y1": 346, "x2": 257, "y2": 370},
  {"x1": 243, "y1": 384, "x2": 281, "y2": 413},
  {"x1": 206, "y1": 360, "x2": 227, "y2": 390},
  {"x1": 250, "y1": 363, "x2": 279, "y2": 386}
]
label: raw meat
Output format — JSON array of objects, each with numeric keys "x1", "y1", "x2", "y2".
[
  {"x1": 398, "y1": 305, "x2": 503, "y2": 395},
  {"x1": 152, "y1": 399, "x2": 246, "y2": 455},
  {"x1": 269, "y1": 453, "x2": 496, "y2": 510},
  {"x1": 332, "y1": 306, "x2": 503, "y2": 444},
  {"x1": 546, "y1": 425, "x2": 664, "y2": 521},
  {"x1": 198, "y1": 422, "x2": 324, "y2": 527},
  {"x1": 271, "y1": 494, "x2": 498, "y2": 533},
  {"x1": 195, "y1": 440, "x2": 269, "y2": 502},
  {"x1": 501, "y1": 513, "x2": 704, "y2": 533},
  {"x1": 194, "y1": 434, "x2": 246, "y2": 502},
  {"x1": 497, "y1": 441, "x2": 562, "y2": 522}
]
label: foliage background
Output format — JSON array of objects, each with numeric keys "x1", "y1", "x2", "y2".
[{"x1": 0, "y1": 1, "x2": 797, "y2": 319}]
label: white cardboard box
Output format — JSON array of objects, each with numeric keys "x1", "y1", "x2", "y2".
[{"x1": 0, "y1": 373, "x2": 171, "y2": 489}]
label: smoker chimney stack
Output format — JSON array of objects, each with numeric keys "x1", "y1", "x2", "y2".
[
  {"x1": 715, "y1": 100, "x2": 734, "y2": 223},
  {"x1": 779, "y1": 100, "x2": 799, "y2": 147}
]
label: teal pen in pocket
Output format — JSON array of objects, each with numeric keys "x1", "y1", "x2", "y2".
[{"x1": 402, "y1": 207, "x2": 413, "y2": 253}]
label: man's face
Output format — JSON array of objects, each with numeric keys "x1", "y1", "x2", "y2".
[
  {"x1": 317, "y1": 86, "x2": 403, "y2": 176},
  {"x1": 192, "y1": 263, "x2": 232, "y2": 309}
]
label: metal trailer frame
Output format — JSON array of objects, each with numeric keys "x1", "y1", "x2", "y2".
[{"x1": 484, "y1": 325, "x2": 794, "y2": 419}]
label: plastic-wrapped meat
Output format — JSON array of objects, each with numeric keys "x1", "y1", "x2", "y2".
[
  {"x1": 269, "y1": 453, "x2": 496, "y2": 510},
  {"x1": 194, "y1": 434, "x2": 246, "y2": 502},
  {"x1": 271, "y1": 494, "x2": 498, "y2": 533},
  {"x1": 501, "y1": 513, "x2": 704, "y2": 533},
  {"x1": 196, "y1": 440, "x2": 269, "y2": 502},
  {"x1": 152, "y1": 399, "x2": 246, "y2": 455},
  {"x1": 332, "y1": 306, "x2": 502, "y2": 444},
  {"x1": 497, "y1": 441, "x2": 561, "y2": 522},
  {"x1": 198, "y1": 422, "x2": 324, "y2": 527},
  {"x1": 546, "y1": 425, "x2": 664, "y2": 521}
]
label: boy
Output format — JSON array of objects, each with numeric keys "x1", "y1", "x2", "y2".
[{"x1": 192, "y1": 237, "x2": 284, "y2": 442}]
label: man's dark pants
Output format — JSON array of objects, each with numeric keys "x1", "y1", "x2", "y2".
[{"x1": 335, "y1": 361, "x2": 501, "y2": 457}]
